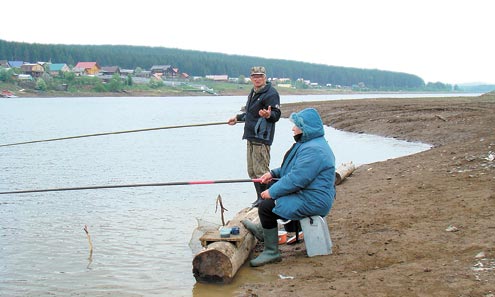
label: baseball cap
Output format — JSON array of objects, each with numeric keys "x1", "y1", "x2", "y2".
[{"x1": 250, "y1": 66, "x2": 266, "y2": 76}]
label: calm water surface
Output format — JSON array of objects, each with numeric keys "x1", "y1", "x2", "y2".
[{"x1": 0, "y1": 94, "x2": 474, "y2": 296}]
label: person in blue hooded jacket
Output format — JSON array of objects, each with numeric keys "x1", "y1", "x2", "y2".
[{"x1": 242, "y1": 108, "x2": 336, "y2": 267}]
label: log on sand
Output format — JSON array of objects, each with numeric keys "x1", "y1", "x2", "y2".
[
  {"x1": 335, "y1": 161, "x2": 356, "y2": 185},
  {"x1": 192, "y1": 207, "x2": 259, "y2": 284}
]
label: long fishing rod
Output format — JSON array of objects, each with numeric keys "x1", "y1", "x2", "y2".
[
  {"x1": 0, "y1": 178, "x2": 263, "y2": 195},
  {"x1": 0, "y1": 121, "x2": 228, "y2": 148}
]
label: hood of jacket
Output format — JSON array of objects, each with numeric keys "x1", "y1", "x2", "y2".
[{"x1": 289, "y1": 108, "x2": 325, "y2": 142}]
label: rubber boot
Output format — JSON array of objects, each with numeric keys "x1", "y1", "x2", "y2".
[
  {"x1": 251, "y1": 183, "x2": 266, "y2": 208},
  {"x1": 241, "y1": 219, "x2": 264, "y2": 242},
  {"x1": 249, "y1": 228, "x2": 281, "y2": 267}
]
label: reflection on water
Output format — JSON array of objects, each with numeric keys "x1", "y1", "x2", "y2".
[
  {"x1": 192, "y1": 264, "x2": 279, "y2": 297},
  {"x1": 0, "y1": 95, "x2": 440, "y2": 296}
]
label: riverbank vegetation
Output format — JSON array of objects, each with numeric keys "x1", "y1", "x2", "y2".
[
  {"x1": 0, "y1": 67, "x2": 473, "y2": 98},
  {"x1": 2, "y1": 39, "x2": 493, "y2": 97},
  {"x1": 1, "y1": 39, "x2": 426, "y2": 90}
]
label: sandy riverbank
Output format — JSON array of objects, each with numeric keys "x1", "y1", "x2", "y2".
[{"x1": 238, "y1": 93, "x2": 495, "y2": 296}]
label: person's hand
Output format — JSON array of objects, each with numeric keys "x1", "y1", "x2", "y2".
[
  {"x1": 261, "y1": 189, "x2": 271, "y2": 199},
  {"x1": 260, "y1": 172, "x2": 273, "y2": 184},
  {"x1": 259, "y1": 106, "x2": 271, "y2": 119},
  {"x1": 227, "y1": 117, "x2": 237, "y2": 125}
]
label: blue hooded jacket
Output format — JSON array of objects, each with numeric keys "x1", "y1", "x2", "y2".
[{"x1": 269, "y1": 108, "x2": 336, "y2": 220}]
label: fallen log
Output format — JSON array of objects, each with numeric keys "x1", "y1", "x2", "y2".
[
  {"x1": 335, "y1": 161, "x2": 356, "y2": 185},
  {"x1": 192, "y1": 207, "x2": 259, "y2": 284}
]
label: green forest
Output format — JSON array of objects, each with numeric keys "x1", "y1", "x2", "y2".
[{"x1": 0, "y1": 39, "x2": 435, "y2": 91}]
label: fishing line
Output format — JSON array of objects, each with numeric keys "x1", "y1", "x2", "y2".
[{"x1": 0, "y1": 121, "x2": 228, "y2": 148}]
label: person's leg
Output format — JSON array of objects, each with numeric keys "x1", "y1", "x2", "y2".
[
  {"x1": 249, "y1": 199, "x2": 282, "y2": 267},
  {"x1": 247, "y1": 141, "x2": 262, "y2": 207},
  {"x1": 257, "y1": 199, "x2": 279, "y2": 229},
  {"x1": 250, "y1": 143, "x2": 270, "y2": 207},
  {"x1": 246, "y1": 141, "x2": 256, "y2": 179},
  {"x1": 252, "y1": 143, "x2": 270, "y2": 177},
  {"x1": 241, "y1": 218, "x2": 264, "y2": 242}
]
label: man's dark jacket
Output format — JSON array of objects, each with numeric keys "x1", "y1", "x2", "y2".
[{"x1": 236, "y1": 82, "x2": 281, "y2": 145}]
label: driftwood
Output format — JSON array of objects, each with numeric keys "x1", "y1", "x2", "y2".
[
  {"x1": 192, "y1": 207, "x2": 259, "y2": 283},
  {"x1": 335, "y1": 161, "x2": 356, "y2": 185},
  {"x1": 435, "y1": 114, "x2": 447, "y2": 121}
]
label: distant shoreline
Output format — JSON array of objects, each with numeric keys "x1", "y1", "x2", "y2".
[{"x1": 4, "y1": 88, "x2": 473, "y2": 99}]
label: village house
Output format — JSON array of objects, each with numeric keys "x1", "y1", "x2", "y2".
[
  {"x1": 100, "y1": 66, "x2": 121, "y2": 76},
  {"x1": 150, "y1": 65, "x2": 177, "y2": 77},
  {"x1": 205, "y1": 74, "x2": 229, "y2": 81},
  {"x1": 134, "y1": 70, "x2": 151, "y2": 78},
  {"x1": 8, "y1": 61, "x2": 24, "y2": 68},
  {"x1": 74, "y1": 62, "x2": 101, "y2": 75},
  {"x1": 120, "y1": 69, "x2": 134, "y2": 76},
  {"x1": 48, "y1": 63, "x2": 70, "y2": 76},
  {"x1": 20, "y1": 63, "x2": 45, "y2": 78},
  {"x1": 71, "y1": 67, "x2": 85, "y2": 76}
]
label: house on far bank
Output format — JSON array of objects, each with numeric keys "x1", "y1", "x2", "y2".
[
  {"x1": 21, "y1": 63, "x2": 45, "y2": 78},
  {"x1": 205, "y1": 74, "x2": 229, "y2": 81},
  {"x1": 101, "y1": 66, "x2": 120, "y2": 76},
  {"x1": 49, "y1": 63, "x2": 70, "y2": 76},
  {"x1": 8, "y1": 61, "x2": 24, "y2": 68},
  {"x1": 0, "y1": 60, "x2": 9, "y2": 68},
  {"x1": 150, "y1": 65, "x2": 176, "y2": 77},
  {"x1": 74, "y1": 62, "x2": 101, "y2": 75},
  {"x1": 134, "y1": 70, "x2": 150, "y2": 78},
  {"x1": 17, "y1": 74, "x2": 34, "y2": 80},
  {"x1": 72, "y1": 67, "x2": 85, "y2": 76},
  {"x1": 120, "y1": 69, "x2": 134, "y2": 76}
]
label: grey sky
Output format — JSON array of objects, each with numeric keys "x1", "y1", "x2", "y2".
[{"x1": 2, "y1": 0, "x2": 493, "y2": 84}]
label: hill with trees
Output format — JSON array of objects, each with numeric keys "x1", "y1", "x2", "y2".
[{"x1": 1, "y1": 39, "x2": 429, "y2": 90}]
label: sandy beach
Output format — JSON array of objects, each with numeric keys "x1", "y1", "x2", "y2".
[{"x1": 239, "y1": 93, "x2": 495, "y2": 296}]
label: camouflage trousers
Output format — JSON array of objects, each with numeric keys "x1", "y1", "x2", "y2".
[{"x1": 246, "y1": 140, "x2": 271, "y2": 179}]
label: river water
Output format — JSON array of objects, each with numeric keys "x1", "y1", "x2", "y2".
[{"x1": 0, "y1": 93, "x2": 477, "y2": 296}]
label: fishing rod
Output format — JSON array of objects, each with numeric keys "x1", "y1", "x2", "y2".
[
  {"x1": 0, "y1": 121, "x2": 228, "y2": 148},
  {"x1": 0, "y1": 178, "x2": 263, "y2": 195}
]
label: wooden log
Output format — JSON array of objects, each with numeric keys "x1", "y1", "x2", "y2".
[
  {"x1": 335, "y1": 161, "x2": 356, "y2": 185},
  {"x1": 193, "y1": 207, "x2": 259, "y2": 283}
]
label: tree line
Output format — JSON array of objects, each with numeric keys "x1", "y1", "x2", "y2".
[{"x1": 1, "y1": 39, "x2": 431, "y2": 90}]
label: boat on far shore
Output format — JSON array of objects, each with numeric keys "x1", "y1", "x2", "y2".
[{"x1": 1, "y1": 89, "x2": 18, "y2": 98}]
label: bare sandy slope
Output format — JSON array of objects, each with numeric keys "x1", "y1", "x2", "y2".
[{"x1": 239, "y1": 93, "x2": 495, "y2": 297}]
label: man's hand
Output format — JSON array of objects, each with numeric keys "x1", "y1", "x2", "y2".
[
  {"x1": 227, "y1": 117, "x2": 237, "y2": 125},
  {"x1": 260, "y1": 172, "x2": 273, "y2": 184},
  {"x1": 259, "y1": 106, "x2": 272, "y2": 119},
  {"x1": 261, "y1": 189, "x2": 271, "y2": 199}
]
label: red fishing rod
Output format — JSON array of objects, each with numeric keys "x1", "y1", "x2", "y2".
[{"x1": 0, "y1": 178, "x2": 264, "y2": 195}]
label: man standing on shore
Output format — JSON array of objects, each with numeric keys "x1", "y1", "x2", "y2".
[{"x1": 228, "y1": 66, "x2": 281, "y2": 207}]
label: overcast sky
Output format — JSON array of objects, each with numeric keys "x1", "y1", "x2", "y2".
[{"x1": 2, "y1": 0, "x2": 493, "y2": 84}]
